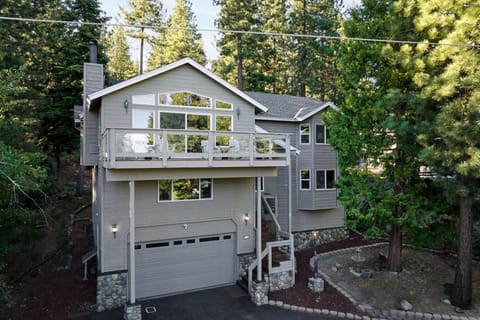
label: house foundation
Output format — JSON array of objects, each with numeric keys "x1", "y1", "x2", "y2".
[
  {"x1": 251, "y1": 281, "x2": 269, "y2": 306},
  {"x1": 96, "y1": 271, "x2": 128, "y2": 312},
  {"x1": 294, "y1": 227, "x2": 347, "y2": 250},
  {"x1": 238, "y1": 253, "x2": 256, "y2": 279}
]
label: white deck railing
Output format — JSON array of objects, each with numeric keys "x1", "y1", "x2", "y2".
[{"x1": 101, "y1": 128, "x2": 290, "y2": 168}]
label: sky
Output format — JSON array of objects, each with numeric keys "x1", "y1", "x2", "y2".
[{"x1": 100, "y1": 0, "x2": 360, "y2": 63}]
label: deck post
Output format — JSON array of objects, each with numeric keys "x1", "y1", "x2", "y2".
[
  {"x1": 256, "y1": 177, "x2": 262, "y2": 282},
  {"x1": 128, "y1": 180, "x2": 136, "y2": 304}
]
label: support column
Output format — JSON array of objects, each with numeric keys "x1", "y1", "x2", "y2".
[
  {"x1": 256, "y1": 177, "x2": 262, "y2": 282},
  {"x1": 128, "y1": 180, "x2": 136, "y2": 304}
]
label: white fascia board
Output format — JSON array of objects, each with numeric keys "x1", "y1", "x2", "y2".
[
  {"x1": 294, "y1": 102, "x2": 338, "y2": 121},
  {"x1": 255, "y1": 116, "x2": 298, "y2": 122},
  {"x1": 87, "y1": 58, "x2": 268, "y2": 113}
]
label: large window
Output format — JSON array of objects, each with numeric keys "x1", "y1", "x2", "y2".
[
  {"x1": 300, "y1": 124, "x2": 310, "y2": 144},
  {"x1": 158, "y1": 178, "x2": 213, "y2": 201},
  {"x1": 315, "y1": 124, "x2": 328, "y2": 144},
  {"x1": 299, "y1": 169, "x2": 311, "y2": 190},
  {"x1": 316, "y1": 170, "x2": 336, "y2": 190}
]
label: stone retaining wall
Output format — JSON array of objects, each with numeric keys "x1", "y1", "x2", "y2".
[
  {"x1": 97, "y1": 271, "x2": 128, "y2": 312},
  {"x1": 294, "y1": 227, "x2": 348, "y2": 250}
]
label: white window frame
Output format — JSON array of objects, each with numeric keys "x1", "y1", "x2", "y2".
[
  {"x1": 215, "y1": 114, "x2": 233, "y2": 132},
  {"x1": 299, "y1": 124, "x2": 310, "y2": 145},
  {"x1": 215, "y1": 99, "x2": 233, "y2": 110},
  {"x1": 315, "y1": 169, "x2": 336, "y2": 190},
  {"x1": 299, "y1": 169, "x2": 311, "y2": 191},
  {"x1": 157, "y1": 178, "x2": 213, "y2": 202},
  {"x1": 315, "y1": 124, "x2": 327, "y2": 144}
]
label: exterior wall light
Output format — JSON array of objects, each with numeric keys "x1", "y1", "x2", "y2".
[
  {"x1": 236, "y1": 107, "x2": 240, "y2": 119},
  {"x1": 112, "y1": 224, "x2": 118, "y2": 238},
  {"x1": 124, "y1": 99, "x2": 129, "y2": 113},
  {"x1": 243, "y1": 213, "x2": 250, "y2": 225}
]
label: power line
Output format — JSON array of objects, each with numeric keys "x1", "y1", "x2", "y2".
[{"x1": 0, "y1": 15, "x2": 478, "y2": 49}]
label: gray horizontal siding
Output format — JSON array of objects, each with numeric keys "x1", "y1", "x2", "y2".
[
  {"x1": 100, "y1": 177, "x2": 255, "y2": 272},
  {"x1": 100, "y1": 65, "x2": 256, "y2": 134},
  {"x1": 292, "y1": 207, "x2": 345, "y2": 232}
]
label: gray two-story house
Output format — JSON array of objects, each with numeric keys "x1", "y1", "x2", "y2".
[{"x1": 80, "y1": 52, "x2": 344, "y2": 317}]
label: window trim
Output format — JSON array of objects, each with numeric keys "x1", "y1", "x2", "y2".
[
  {"x1": 299, "y1": 124, "x2": 310, "y2": 145},
  {"x1": 214, "y1": 114, "x2": 233, "y2": 132},
  {"x1": 157, "y1": 178, "x2": 213, "y2": 202},
  {"x1": 315, "y1": 123, "x2": 327, "y2": 144},
  {"x1": 214, "y1": 99, "x2": 233, "y2": 110},
  {"x1": 299, "y1": 169, "x2": 311, "y2": 191},
  {"x1": 315, "y1": 169, "x2": 337, "y2": 190}
]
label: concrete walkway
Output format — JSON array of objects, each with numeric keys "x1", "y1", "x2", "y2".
[{"x1": 75, "y1": 285, "x2": 338, "y2": 320}]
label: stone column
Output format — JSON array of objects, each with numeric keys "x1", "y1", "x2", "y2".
[
  {"x1": 124, "y1": 303, "x2": 142, "y2": 320},
  {"x1": 251, "y1": 281, "x2": 269, "y2": 306}
]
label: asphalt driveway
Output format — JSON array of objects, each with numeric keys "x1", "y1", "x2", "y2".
[{"x1": 77, "y1": 285, "x2": 337, "y2": 320}]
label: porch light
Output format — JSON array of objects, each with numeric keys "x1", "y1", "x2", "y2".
[
  {"x1": 236, "y1": 107, "x2": 240, "y2": 119},
  {"x1": 112, "y1": 224, "x2": 118, "y2": 238},
  {"x1": 243, "y1": 213, "x2": 249, "y2": 225},
  {"x1": 124, "y1": 99, "x2": 129, "y2": 113}
]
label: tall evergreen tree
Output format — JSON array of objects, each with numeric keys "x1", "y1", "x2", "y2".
[
  {"x1": 106, "y1": 24, "x2": 137, "y2": 81},
  {"x1": 289, "y1": 0, "x2": 343, "y2": 99},
  {"x1": 323, "y1": 0, "x2": 434, "y2": 272},
  {"x1": 257, "y1": 0, "x2": 290, "y2": 93},
  {"x1": 121, "y1": 0, "x2": 164, "y2": 74},
  {"x1": 148, "y1": 0, "x2": 206, "y2": 69},
  {"x1": 414, "y1": 0, "x2": 480, "y2": 308},
  {"x1": 213, "y1": 0, "x2": 262, "y2": 90}
]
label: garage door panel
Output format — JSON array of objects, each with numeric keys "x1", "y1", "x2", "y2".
[{"x1": 135, "y1": 233, "x2": 236, "y2": 299}]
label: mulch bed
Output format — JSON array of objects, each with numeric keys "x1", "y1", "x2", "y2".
[{"x1": 269, "y1": 230, "x2": 379, "y2": 313}]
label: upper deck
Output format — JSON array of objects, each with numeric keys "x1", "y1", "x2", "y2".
[{"x1": 101, "y1": 128, "x2": 291, "y2": 169}]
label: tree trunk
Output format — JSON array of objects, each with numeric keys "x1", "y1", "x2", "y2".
[
  {"x1": 236, "y1": 34, "x2": 243, "y2": 90},
  {"x1": 453, "y1": 196, "x2": 473, "y2": 309},
  {"x1": 388, "y1": 222, "x2": 402, "y2": 272},
  {"x1": 139, "y1": 27, "x2": 144, "y2": 75}
]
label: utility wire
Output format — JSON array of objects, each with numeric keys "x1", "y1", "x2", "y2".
[{"x1": 0, "y1": 15, "x2": 478, "y2": 49}]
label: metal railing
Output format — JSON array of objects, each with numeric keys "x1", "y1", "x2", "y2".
[{"x1": 101, "y1": 128, "x2": 290, "y2": 168}]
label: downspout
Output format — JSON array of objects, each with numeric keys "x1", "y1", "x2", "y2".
[
  {"x1": 128, "y1": 180, "x2": 136, "y2": 304},
  {"x1": 256, "y1": 177, "x2": 262, "y2": 282}
]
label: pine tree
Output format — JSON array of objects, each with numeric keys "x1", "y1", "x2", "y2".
[
  {"x1": 213, "y1": 0, "x2": 262, "y2": 90},
  {"x1": 414, "y1": 0, "x2": 480, "y2": 308},
  {"x1": 148, "y1": 0, "x2": 206, "y2": 69},
  {"x1": 106, "y1": 24, "x2": 137, "y2": 81},
  {"x1": 323, "y1": 0, "x2": 434, "y2": 272},
  {"x1": 289, "y1": 0, "x2": 343, "y2": 99},
  {"x1": 121, "y1": 0, "x2": 164, "y2": 74}
]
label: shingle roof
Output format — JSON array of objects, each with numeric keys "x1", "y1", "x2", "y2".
[{"x1": 246, "y1": 91, "x2": 333, "y2": 121}]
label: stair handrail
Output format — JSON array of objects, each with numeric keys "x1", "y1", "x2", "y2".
[{"x1": 261, "y1": 195, "x2": 287, "y2": 240}]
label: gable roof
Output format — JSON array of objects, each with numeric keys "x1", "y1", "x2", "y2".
[
  {"x1": 246, "y1": 91, "x2": 335, "y2": 122},
  {"x1": 87, "y1": 58, "x2": 268, "y2": 112}
]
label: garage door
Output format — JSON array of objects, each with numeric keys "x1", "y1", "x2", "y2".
[{"x1": 135, "y1": 233, "x2": 236, "y2": 299}]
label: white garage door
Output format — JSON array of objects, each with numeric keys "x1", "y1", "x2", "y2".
[{"x1": 135, "y1": 233, "x2": 236, "y2": 299}]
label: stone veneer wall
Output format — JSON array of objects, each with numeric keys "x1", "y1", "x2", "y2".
[
  {"x1": 294, "y1": 227, "x2": 348, "y2": 251},
  {"x1": 238, "y1": 253, "x2": 256, "y2": 279},
  {"x1": 265, "y1": 270, "x2": 294, "y2": 291},
  {"x1": 97, "y1": 271, "x2": 128, "y2": 312}
]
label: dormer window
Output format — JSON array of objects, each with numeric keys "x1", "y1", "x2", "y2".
[{"x1": 158, "y1": 91, "x2": 212, "y2": 108}]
